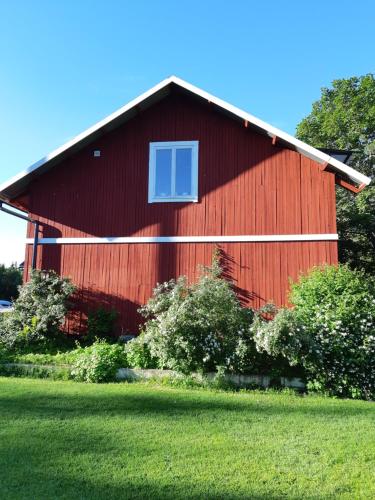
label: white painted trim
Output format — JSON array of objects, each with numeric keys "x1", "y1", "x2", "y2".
[
  {"x1": 0, "y1": 76, "x2": 370, "y2": 199},
  {"x1": 26, "y1": 234, "x2": 339, "y2": 244},
  {"x1": 148, "y1": 140, "x2": 199, "y2": 203}
]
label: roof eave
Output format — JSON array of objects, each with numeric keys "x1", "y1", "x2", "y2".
[{"x1": 0, "y1": 75, "x2": 371, "y2": 200}]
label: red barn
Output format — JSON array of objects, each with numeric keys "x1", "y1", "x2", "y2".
[{"x1": 0, "y1": 77, "x2": 371, "y2": 333}]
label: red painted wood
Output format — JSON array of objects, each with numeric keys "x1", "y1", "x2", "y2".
[
  {"x1": 335, "y1": 177, "x2": 362, "y2": 193},
  {"x1": 21, "y1": 89, "x2": 338, "y2": 333}
]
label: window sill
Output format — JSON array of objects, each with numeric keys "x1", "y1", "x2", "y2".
[{"x1": 148, "y1": 197, "x2": 198, "y2": 204}]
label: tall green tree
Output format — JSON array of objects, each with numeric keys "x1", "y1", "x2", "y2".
[
  {"x1": 296, "y1": 74, "x2": 375, "y2": 273},
  {"x1": 0, "y1": 264, "x2": 23, "y2": 301}
]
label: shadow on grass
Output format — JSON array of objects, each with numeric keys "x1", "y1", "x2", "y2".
[
  {"x1": 0, "y1": 381, "x2": 374, "y2": 422},
  {"x1": 0, "y1": 465, "x2": 291, "y2": 500},
  {"x1": 0, "y1": 423, "x2": 324, "y2": 500}
]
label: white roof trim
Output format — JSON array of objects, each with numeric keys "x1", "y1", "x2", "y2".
[
  {"x1": 0, "y1": 76, "x2": 371, "y2": 199},
  {"x1": 170, "y1": 77, "x2": 370, "y2": 186}
]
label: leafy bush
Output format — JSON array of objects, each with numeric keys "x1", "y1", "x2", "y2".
[
  {"x1": 0, "y1": 269, "x2": 75, "y2": 349},
  {"x1": 125, "y1": 332, "x2": 157, "y2": 369},
  {"x1": 86, "y1": 308, "x2": 118, "y2": 342},
  {"x1": 139, "y1": 256, "x2": 255, "y2": 374},
  {"x1": 0, "y1": 342, "x2": 10, "y2": 363},
  {"x1": 254, "y1": 265, "x2": 375, "y2": 399},
  {"x1": 291, "y1": 265, "x2": 375, "y2": 399},
  {"x1": 70, "y1": 340, "x2": 126, "y2": 383}
]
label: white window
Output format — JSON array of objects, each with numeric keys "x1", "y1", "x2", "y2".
[{"x1": 148, "y1": 141, "x2": 199, "y2": 203}]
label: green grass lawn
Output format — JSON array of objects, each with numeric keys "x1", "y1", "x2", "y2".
[{"x1": 0, "y1": 378, "x2": 374, "y2": 500}]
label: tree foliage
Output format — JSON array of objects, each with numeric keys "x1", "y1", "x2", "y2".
[
  {"x1": 296, "y1": 74, "x2": 375, "y2": 272},
  {"x1": 0, "y1": 264, "x2": 22, "y2": 301}
]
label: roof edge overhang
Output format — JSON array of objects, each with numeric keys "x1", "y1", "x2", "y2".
[{"x1": 0, "y1": 75, "x2": 371, "y2": 202}]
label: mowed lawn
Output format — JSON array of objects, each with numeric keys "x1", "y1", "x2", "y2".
[{"x1": 0, "y1": 378, "x2": 374, "y2": 500}]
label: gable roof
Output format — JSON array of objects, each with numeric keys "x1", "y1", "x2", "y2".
[{"x1": 0, "y1": 76, "x2": 371, "y2": 202}]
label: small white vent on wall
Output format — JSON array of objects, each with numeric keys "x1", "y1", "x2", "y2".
[{"x1": 93, "y1": 150, "x2": 101, "y2": 157}]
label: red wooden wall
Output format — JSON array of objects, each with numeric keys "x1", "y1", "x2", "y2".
[
  {"x1": 21, "y1": 89, "x2": 338, "y2": 333},
  {"x1": 25, "y1": 240, "x2": 337, "y2": 333}
]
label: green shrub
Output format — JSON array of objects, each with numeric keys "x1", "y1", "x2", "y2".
[
  {"x1": 254, "y1": 265, "x2": 375, "y2": 399},
  {"x1": 125, "y1": 332, "x2": 157, "y2": 368},
  {"x1": 0, "y1": 270, "x2": 75, "y2": 349},
  {"x1": 70, "y1": 340, "x2": 126, "y2": 383},
  {"x1": 139, "y1": 256, "x2": 256, "y2": 374},
  {"x1": 86, "y1": 308, "x2": 118, "y2": 342}
]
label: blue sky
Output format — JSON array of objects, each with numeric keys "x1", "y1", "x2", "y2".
[{"x1": 0, "y1": 0, "x2": 374, "y2": 265}]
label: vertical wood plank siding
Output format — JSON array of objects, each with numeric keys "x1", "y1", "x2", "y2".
[{"x1": 23, "y1": 90, "x2": 337, "y2": 332}]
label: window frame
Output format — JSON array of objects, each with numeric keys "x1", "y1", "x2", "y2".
[{"x1": 148, "y1": 140, "x2": 199, "y2": 203}]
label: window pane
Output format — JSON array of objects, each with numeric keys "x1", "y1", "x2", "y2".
[
  {"x1": 155, "y1": 149, "x2": 172, "y2": 197},
  {"x1": 175, "y1": 148, "x2": 192, "y2": 196}
]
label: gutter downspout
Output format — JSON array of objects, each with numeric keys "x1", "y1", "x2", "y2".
[{"x1": 0, "y1": 201, "x2": 39, "y2": 270}]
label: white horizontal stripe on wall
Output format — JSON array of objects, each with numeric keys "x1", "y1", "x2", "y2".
[{"x1": 26, "y1": 234, "x2": 339, "y2": 244}]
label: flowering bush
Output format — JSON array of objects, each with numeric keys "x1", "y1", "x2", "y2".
[
  {"x1": 291, "y1": 265, "x2": 375, "y2": 399},
  {"x1": 254, "y1": 265, "x2": 375, "y2": 399},
  {"x1": 253, "y1": 305, "x2": 311, "y2": 366},
  {"x1": 125, "y1": 332, "x2": 157, "y2": 369},
  {"x1": 0, "y1": 270, "x2": 75, "y2": 348},
  {"x1": 139, "y1": 257, "x2": 255, "y2": 374},
  {"x1": 70, "y1": 340, "x2": 126, "y2": 383}
]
